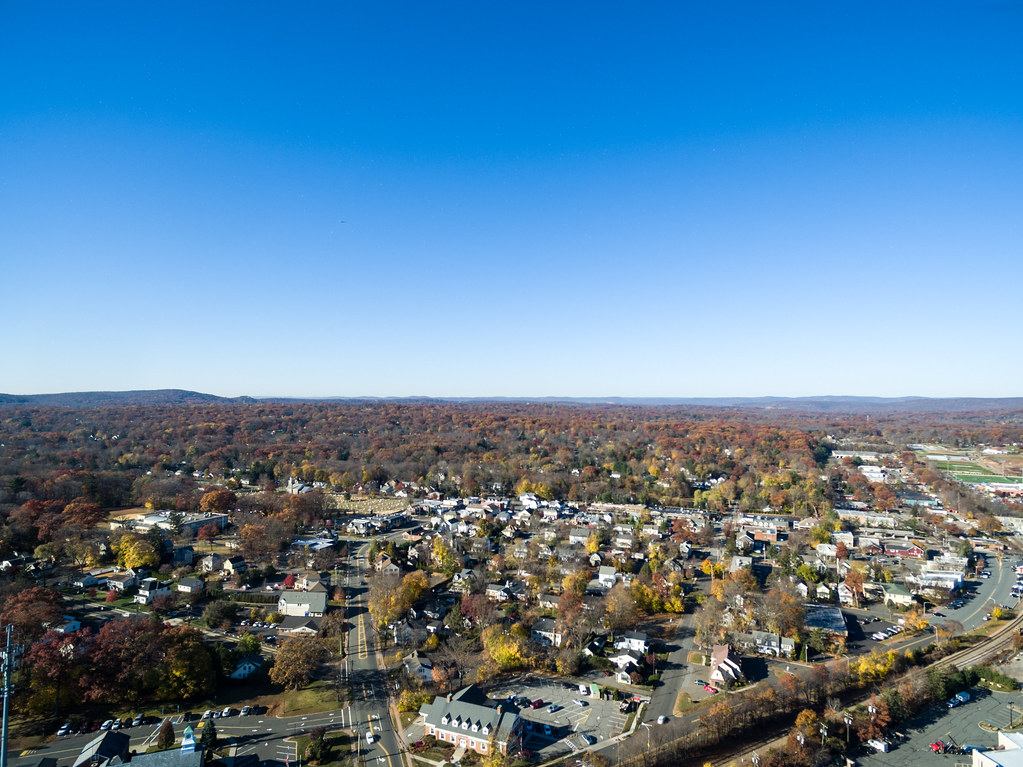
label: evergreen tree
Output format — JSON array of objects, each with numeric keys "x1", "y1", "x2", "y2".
[{"x1": 200, "y1": 719, "x2": 217, "y2": 748}]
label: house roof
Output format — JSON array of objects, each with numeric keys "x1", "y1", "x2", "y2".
[
  {"x1": 419, "y1": 685, "x2": 517, "y2": 744},
  {"x1": 72, "y1": 732, "x2": 130, "y2": 767},
  {"x1": 279, "y1": 590, "x2": 328, "y2": 610},
  {"x1": 127, "y1": 747, "x2": 205, "y2": 767}
]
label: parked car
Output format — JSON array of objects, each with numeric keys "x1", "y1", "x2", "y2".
[
  {"x1": 100, "y1": 720, "x2": 114, "y2": 731},
  {"x1": 547, "y1": 704, "x2": 560, "y2": 713},
  {"x1": 530, "y1": 699, "x2": 543, "y2": 709},
  {"x1": 703, "y1": 685, "x2": 718, "y2": 694},
  {"x1": 132, "y1": 714, "x2": 145, "y2": 727},
  {"x1": 543, "y1": 724, "x2": 552, "y2": 736},
  {"x1": 582, "y1": 733, "x2": 597, "y2": 745},
  {"x1": 221, "y1": 707, "x2": 232, "y2": 718},
  {"x1": 657, "y1": 716, "x2": 669, "y2": 724},
  {"x1": 201, "y1": 710, "x2": 213, "y2": 720},
  {"x1": 572, "y1": 698, "x2": 587, "y2": 707},
  {"x1": 240, "y1": 706, "x2": 251, "y2": 716},
  {"x1": 58, "y1": 723, "x2": 72, "y2": 736}
]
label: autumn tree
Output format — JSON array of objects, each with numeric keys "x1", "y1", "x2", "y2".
[
  {"x1": 157, "y1": 718, "x2": 176, "y2": 750},
  {"x1": 270, "y1": 638, "x2": 326, "y2": 690},
  {"x1": 604, "y1": 583, "x2": 638, "y2": 634},
  {"x1": 196, "y1": 524, "x2": 218, "y2": 552},
  {"x1": 80, "y1": 618, "x2": 167, "y2": 705},
  {"x1": 26, "y1": 628, "x2": 92, "y2": 716},
  {"x1": 200, "y1": 489, "x2": 237, "y2": 514},
  {"x1": 854, "y1": 695, "x2": 890, "y2": 742},
  {"x1": 1, "y1": 587, "x2": 64, "y2": 643},
  {"x1": 116, "y1": 533, "x2": 159, "y2": 570},
  {"x1": 160, "y1": 625, "x2": 215, "y2": 701}
]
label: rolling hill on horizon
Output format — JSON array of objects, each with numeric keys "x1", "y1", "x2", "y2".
[{"x1": 1, "y1": 389, "x2": 1022, "y2": 413}]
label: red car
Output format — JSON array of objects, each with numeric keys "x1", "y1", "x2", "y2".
[
  {"x1": 529, "y1": 699, "x2": 543, "y2": 709},
  {"x1": 703, "y1": 685, "x2": 718, "y2": 694}
]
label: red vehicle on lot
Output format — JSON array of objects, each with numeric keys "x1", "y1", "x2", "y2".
[
  {"x1": 703, "y1": 685, "x2": 718, "y2": 694},
  {"x1": 530, "y1": 699, "x2": 543, "y2": 709}
]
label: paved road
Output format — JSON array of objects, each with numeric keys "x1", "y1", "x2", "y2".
[{"x1": 854, "y1": 687, "x2": 1018, "y2": 767}]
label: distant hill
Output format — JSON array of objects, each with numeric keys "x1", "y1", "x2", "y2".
[
  {"x1": 0, "y1": 389, "x2": 254, "y2": 408},
  {"x1": 1, "y1": 390, "x2": 1020, "y2": 413},
  {"x1": 258, "y1": 394, "x2": 1023, "y2": 413}
]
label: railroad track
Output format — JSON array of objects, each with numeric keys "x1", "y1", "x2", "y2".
[{"x1": 615, "y1": 613, "x2": 1023, "y2": 767}]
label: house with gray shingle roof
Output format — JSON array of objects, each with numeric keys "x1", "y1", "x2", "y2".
[
  {"x1": 278, "y1": 589, "x2": 327, "y2": 617},
  {"x1": 419, "y1": 685, "x2": 519, "y2": 756}
]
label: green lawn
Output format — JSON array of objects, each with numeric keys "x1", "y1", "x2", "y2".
[
  {"x1": 937, "y1": 461, "x2": 990, "y2": 473},
  {"x1": 954, "y1": 474, "x2": 1023, "y2": 484}
]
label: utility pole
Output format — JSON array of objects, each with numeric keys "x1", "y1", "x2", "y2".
[{"x1": 1, "y1": 626, "x2": 14, "y2": 767}]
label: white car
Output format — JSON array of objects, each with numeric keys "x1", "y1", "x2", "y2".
[
  {"x1": 366, "y1": 732, "x2": 375, "y2": 745},
  {"x1": 572, "y1": 698, "x2": 587, "y2": 707},
  {"x1": 657, "y1": 716, "x2": 669, "y2": 724}
]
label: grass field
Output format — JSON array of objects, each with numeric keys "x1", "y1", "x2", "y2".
[
  {"x1": 936, "y1": 461, "x2": 991, "y2": 473},
  {"x1": 954, "y1": 474, "x2": 1023, "y2": 485}
]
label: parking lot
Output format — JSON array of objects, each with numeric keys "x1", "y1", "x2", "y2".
[
  {"x1": 853, "y1": 688, "x2": 1016, "y2": 767},
  {"x1": 485, "y1": 678, "x2": 631, "y2": 759}
]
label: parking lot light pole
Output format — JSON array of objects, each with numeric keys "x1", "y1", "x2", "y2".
[
  {"x1": 820, "y1": 725, "x2": 828, "y2": 745},
  {"x1": 844, "y1": 715, "x2": 853, "y2": 745}
]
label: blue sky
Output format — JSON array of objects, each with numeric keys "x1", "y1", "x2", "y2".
[{"x1": 2, "y1": 2, "x2": 1021, "y2": 398}]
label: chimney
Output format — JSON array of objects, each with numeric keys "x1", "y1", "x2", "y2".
[{"x1": 447, "y1": 693, "x2": 452, "y2": 702}]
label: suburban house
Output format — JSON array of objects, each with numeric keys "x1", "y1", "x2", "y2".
[
  {"x1": 72, "y1": 732, "x2": 130, "y2": 767},
  {"x1": 200, "y1": 554, "x2": 223, "y2": 572},
  {"x1": 105, "y1": 571, "x2": 137, "y2": 592},
  {"x1": 223, "y1": 556, "x2": 247, "y2": 575},
  {"x1": 375, "y1": 553, "x2": 401, "y2": 576},
  {"x1": 743, "y1": 630, "x2": 796, "y2": 658},
  {"x1": 607, "y1": 648, "x2": 644, "y2": 671},
  {"x1": 278, "y1": 590, "x2": 328, "y2": 617},
  {"x1": 403, "y1": 650, "x2": 435, "y2": 685},
  {"x1": 134, "y1": 577, "x2": 172, "y2": 605},
  {"x1": 884, "y1": 542, "x2": 926, "y2": 559},
  {"x1": 52, "y1": 615, "x2": 81, "y2": 634},
  {"x1": 614, "y1": 631, "x2": 649, "y2": 654},
  {"x1": 881, "y1": 582, "x2": 916, "y2": 608},
  {"x1": 419, "y1": 685, "x2": 518, "y2": 756},
  {"x1": 177, "y1": 577, "x2": 204, "y2": 594},
  {"x1": 230, "y1": 655, "x2": 264, "y2": 680},
  {"x1": 597, "y1": 566, "x2": 618, "y2": 589},
  {"x1": 530, "y1": 617, "x2": 563, "y2": 648},
  {"x1": 709, "y1": 644, "x2": 743, "y2": 685},
  {"x1": 278, "y1": 616, "x2": 322, "y2": 636}
]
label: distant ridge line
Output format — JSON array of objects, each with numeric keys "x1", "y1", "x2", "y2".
[{"x1": 1, "y1": 390, "x2": 1022, "y2": 413}]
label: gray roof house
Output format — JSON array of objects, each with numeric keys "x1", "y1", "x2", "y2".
[
  {"x1": 73, "y1": 732, "x2": 130, "y2": 767},
  {"x1": 278, "y1": 590, "x2": 328, "y2": 617},
  {"x1": 419, "y1": 685, "x2": 519, "y2": 756}
]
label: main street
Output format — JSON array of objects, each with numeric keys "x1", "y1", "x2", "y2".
[{"x1": 10, "y1": 542, "x2": 402, "y2": 767}]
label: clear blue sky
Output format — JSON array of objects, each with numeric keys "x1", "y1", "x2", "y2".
[{"x1": 3, "y1": 2, "x2": 1021, "y2": 398}]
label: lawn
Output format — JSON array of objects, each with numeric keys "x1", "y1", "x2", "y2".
[
  {"x1": 954, "y1": 474, "x2": 1023, "y2": 484},
  {"x1": 258, "y1": 681, "x2": 340, "y2": 717}
]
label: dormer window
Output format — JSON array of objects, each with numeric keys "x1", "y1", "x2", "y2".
[
  {"x1": 482, "y1": 725, "x2": 490, "y2": 735},
  {"x1": 471, "y1": 723, "x2": 479, "y2": 732},
  {"x1": 461, "y1": 721, "x2": 469, "y2": 730},
  {"x1": 441, "y1": 715, "x2": 449, "y2": 725}
]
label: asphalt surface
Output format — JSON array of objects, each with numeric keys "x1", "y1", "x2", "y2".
[{"x1": 853, "y1": 687, "x2": 1018, "y2": 767}]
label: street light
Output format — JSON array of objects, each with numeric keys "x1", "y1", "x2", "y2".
[
  {"x1": 844, "y1": 715, "x2": 853, "y2": 745},
  {"x1": 820, "y1": 725, "x2": 828, "y2": 745}
]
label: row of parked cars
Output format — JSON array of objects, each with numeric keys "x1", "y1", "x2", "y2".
[
  {"x1": 870, "y1": 624, "x2": 905, "y2": 641},
  {"x1": 58, "y1": 714, "x2": 150, "y2": 736}
]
